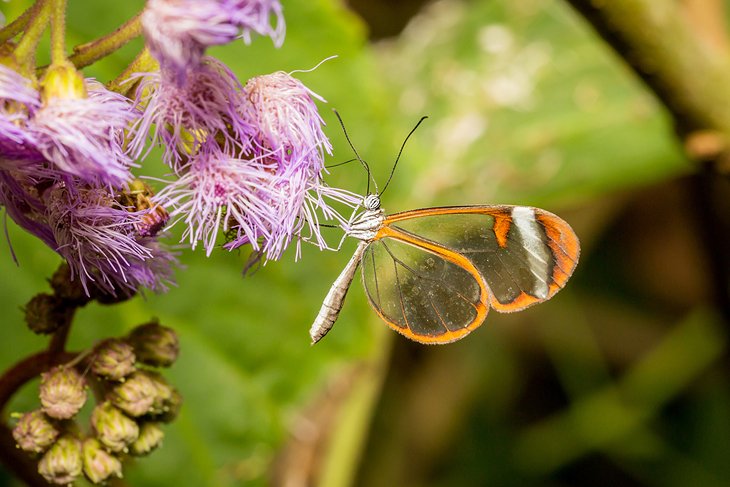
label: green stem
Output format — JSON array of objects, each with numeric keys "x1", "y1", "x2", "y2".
[
  {"x1": 49, "y1": 0, "x2": 67, "y2": 64},
  {"x1": 67, "y1": 11, "x2": 143, "y2": 70},
  {"x1": 13, "y1": 0, "x2": 51, "y2": 73},
  {"x1": 108, "y1": 47, "x2": 158, "y2": 95},
  {"x1": 0, "y1": 3, "x2": 36, "y2": 44}
]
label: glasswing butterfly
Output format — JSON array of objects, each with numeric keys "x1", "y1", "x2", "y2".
[{"x1": 310, "y1": 115, "x2": 580, "y2": 345}]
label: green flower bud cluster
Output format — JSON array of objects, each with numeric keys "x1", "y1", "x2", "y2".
[{"x1": 11, "y1": 321, "x2": 181, "y2": 485}]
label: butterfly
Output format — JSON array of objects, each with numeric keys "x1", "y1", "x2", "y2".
[
  {"x1": 309, "y1": 193, "x2": 580, "y2": 344},
  {"x1": 309, "y1": 114, "x2": 580, "y2": 344}
]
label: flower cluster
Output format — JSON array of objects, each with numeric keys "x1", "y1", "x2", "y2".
[
  {"x1": 12, "y1": 321, "x2": 181, "y2": 485},
  {"x1": 1, "y1": 0, "x2": 359, "y2": 296},
  {"x1": 0, "y1": 61, "x2": 175, "y2": 297},
  {"x1": 135, "y1": 0, "x2": 360, "y2": 260}
]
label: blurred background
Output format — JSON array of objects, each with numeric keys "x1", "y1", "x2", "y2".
[{"x1": 2, "y1": 0, "x2": 730, "y2": 486}]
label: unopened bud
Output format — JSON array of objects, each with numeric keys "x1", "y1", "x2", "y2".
[
  {"x1": 153, "y1": 387, "x2": 183, "y2": 423},
  {"x1": 41, "y1": 61, "x2": 86, "y2": 103},
  {"x1": 90, "y1": 286, "x2": 134, "y2": 305},
  {"x1": 37, "y1": 435, "x2": 82, "y2": 485},
  {"x1": 39, "y1": 366, "x2": 87, "y2": 419},
  {"x1": 12, "y1": 410, "x2": 59, "y2": 453},
  {"x1": 91, "y1": 339, "x2": 136, "y2": 381},
  {"x1": 49, "y1": 264, "x2": 90, "y2": 305},
  {"x1": 109, "y1": 371, "x2": 157, "y2": 417},
  {"x1": 127, "y1": 321, "x2": 179, "y2": 367},
  {"x1": 82, "y1": 438, "x2": 122, "y2": 484},
  {"x1": 130, "y1": 422, "x2": 164, "y2": 456},
  {"x1": 91, "y1": 402, "x2": 139, "y2": 452},
  {"x1": 24, "y1": 294, "x2": 72, "y2": 335}
]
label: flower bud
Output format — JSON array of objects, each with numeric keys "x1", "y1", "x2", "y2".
[
  {"x1": 24, "y1": 293, "x2": 72, "y2": 335},
  {"x1": 152, "y1": 387, "x2": 183, "y2": 424},
  {"x1": 39, "y1": 366, "x2": 87, "y2": 419},
  {"x1": 37, "y1": 435, "x2": 82, "y2": 485},
  {"x1": 109, "y1": 371, "x2": 157, "y2": 417},
  {"x1": 12, "y1": 410, "x2": 59, "y2": 453},
  {"x1": 49, "y1": 264, "x2": 90, "y2": 305},
  {"x1": 91, "y1": 339, "x2": 136, "y2": 381},
  {"x1": 91, "y1": 402, "x2": 139, "y2": 452},
  {"x1": 127, "y1": 321, "x2": 179, "y2": 367},
  {"x1": 129, "y1": 422, "x2": 164, "y2": 456},
  {"x1": 82, "y1": 438, "x2": 123, "y2": 484},
  {"x1": 40, "y1": 61, "x2": 86, "y2": 103}
]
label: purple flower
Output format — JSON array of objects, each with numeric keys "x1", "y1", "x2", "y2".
[
  {"x1": 0, "y1": 64, "x2": 40, "y2": 111},
  {"x1": 32, "y1": 75, "x2": 137, "y2": 187},
  {"x1": 129, "y1": 57, "x2": 252, "y2": 170},
  {"x1": 225, "y1": 0, "x2": 285, "y2": 47},
  {"x1": 154, "y1": 139, "x2": 277, "y2": 256},
  {"x1": 0, "y1": 171, "x2": 56, "y2": 250},
  {"x1": 240, "y1": 71, "x2": 331, "y2": 168},
  {"x1": 222, "y1": 71, "x2": 359, "y2": 260},
  {"x1": 45, "y1": 182, "x2": 176, "y2": 295},
  {"x1": 0, "y1": 65, "x2": 45, "y2": 168},
  {"x1": 222, "y1": 154, "x2": 360, "y2": 260},
  {"x1": 142, "y1": 0, "x2": 284, "y2": 77}
]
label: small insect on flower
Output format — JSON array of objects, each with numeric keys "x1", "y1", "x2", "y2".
[
  {"x1": 117, "y1": 180, "x2": 170, "y2": 238},
  {"x1": 45, "y1": 182, "x2": 177, "y2": 295}
]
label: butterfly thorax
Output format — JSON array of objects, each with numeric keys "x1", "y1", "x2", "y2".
[{"x1": 346, "y1": 194, "x2": 385, "y2": 242}]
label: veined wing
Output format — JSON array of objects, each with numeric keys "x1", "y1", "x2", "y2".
[
  {"x1": 361, "y1": 229, "x2": 490, "y2": 344},
  {"x1": 380, "y1": 206, "x2": 580, "y2": 312}
]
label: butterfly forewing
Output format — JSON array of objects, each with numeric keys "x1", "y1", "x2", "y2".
[
  {"x1": 382, "y1": 206, "x2": 580, "y2": 313},
  {"x1": 361, "y1": 234, "x2": 489, "y2": 344}
]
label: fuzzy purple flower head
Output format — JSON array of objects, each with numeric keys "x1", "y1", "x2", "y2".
[
  {"x1": 0, "y1": 64, "x2": 44, "y2": 167},
  {"x1": 142, "y1": 0, "x2": 284, "y2": 80},
  {"x1": 45, "y1": 182, "x2": 176, "y2": 295},
  {"x1": 154, "y1": 139, "x2": 277, "y2": 256},
  {"x1": 225, "y1": 71, "x2": 360, "y2": 259},
  {"x1": 129, "y1": 57, "x2": 252, "y2": 170},
  {"x1": 154, "y1": 70, "x2": 360, "y2": 261},
  {"x1": 32, "y1": 64, "x2": 137, "y2": 187}
]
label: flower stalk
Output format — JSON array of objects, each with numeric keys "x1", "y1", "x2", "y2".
[{"x1": 13, "y1": 0, "x2": 51, "y2": 73}]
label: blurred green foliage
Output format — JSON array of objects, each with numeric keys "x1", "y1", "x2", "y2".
[{"x1": 1, "y1": 0, "x2": 724, "y2": 486}]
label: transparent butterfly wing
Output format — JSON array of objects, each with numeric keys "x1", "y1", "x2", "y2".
[
  {"x1": 361, "y1": 235, "x2": 490, "y2": 344},
  {"x1": 383, "y1": 206, "x2": 580, "y2": 313}
]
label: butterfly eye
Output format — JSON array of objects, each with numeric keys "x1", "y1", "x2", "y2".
[{"x1": 364, "y1": 194, "x2": 380, "y2": 211}]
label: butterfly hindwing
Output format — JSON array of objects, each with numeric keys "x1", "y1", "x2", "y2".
[{"x1": 361, "y1": 229, "x2": 490, "y2": 344}]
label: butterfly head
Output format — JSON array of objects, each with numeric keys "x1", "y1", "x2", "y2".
[{"x1": 364, "y1": 194, "x2": 381, "y2": 211}]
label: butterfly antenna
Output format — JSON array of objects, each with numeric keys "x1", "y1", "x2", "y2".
[
  {"x1": 380, "y1": 116, "x2": 428, "y2": 196},
  {"x1": 333, "y1": 109, "x2": 377, "y2": 195},
  {"x1": 326, "y1": 158, "x2": 359, "y2": 169}
]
